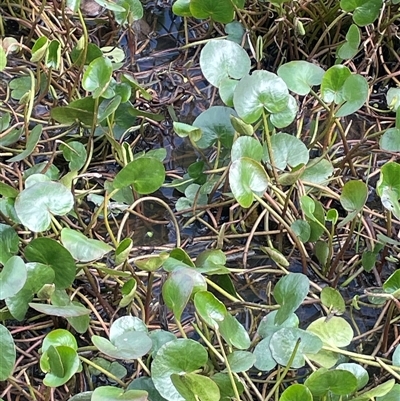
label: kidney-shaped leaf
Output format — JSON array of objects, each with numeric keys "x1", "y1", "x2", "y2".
[
  {"x1": 193, "y1": 106, "x2": 236, "y2": 149},
  {"x1": 229, "y1": 157, "x2": 268, "y2": 208},
  {"x1": 305, "y1": 369, "x2": 358, "y2": 396},
  {"x1": 340, "y1": 0, "x2": 383, "y2": 26},
  {"x1": 113, "y1": 157, "x2": 165, "y2": 194},
  {"x1": 61, "y1": 228, "x2": 113, "y2": 262},
  {"x1": 200, "y1": 39, "x2": 250, "y2": 88},
  {"x1": 264, "y1": 133, "x2": 309, "y2": 171},
  {"x1": 15, "y1": 180, "x2": 73, "y2": 232},
  {"x1": 194, "y1": 291, "x2": 226, "y2": 328},
  {"x1": 190, "y1": 0, "x2": 234, "y2": 23},
  {"x1": 277, "y1": 61, "x2": 325, "y2": 95},
  {"x1": 336, "y1": 74, "x2": 368, "y2": 117},
  {"x1": 307, "y1": 316, "x2": 353, "y2": 348},
  {"x1": 82, "y1": 56, "x2": 113, "y2": 99},
  {"x1": 234, "y1": 71, "x2": 289, "y2": 123},
  {"x1": 280, "y1": 384, "x2": 313, "y2": 401},
  {"x1": 270, "y1": 328, "x2": 323, "y2": 368},
  {"x1": 231, "y1": 136, "x2": 263, "y2": 162},
  {"x1": 151, "y1": 339, "x2": 208, "y2": 401},
  {"x1": 171, "y1": 373, "x2": 220, "y2": 401}
]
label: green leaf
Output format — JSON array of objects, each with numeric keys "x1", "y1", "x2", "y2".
[
  {"x1": 190, "y1": 0, "x2": 234, "y2": 23},
  {"x1": 383, "y1": 270, "x2": 400, "y2": 295},
  {"x1": 352, "y1": 379, "x2": 395, "y2": 400},
  {"x1": 92, "y1": 331, "x2": 152, "y2": 360},
  {"x1": 270, "y1": 328, "x2": 323, "y2": 368},
  {"x1": 5, "y1": 262, "x2": 55, "y2": 320},
  {"x1": 376, "y1": 162, "x2": 400, "y2": 220},
  {"x1": 336, "y1": 363, "x2": 369, "y2": 390},
  {"x1": 92, "y1": 386, "x2": 148, "y2": 401},
  {"x1": 337, "y1": 24, "x2": 360, "y2": 59},
  {"x1": 340, "y1": 0, "x2": 383, "y2": 26},
  {"x1": 273, "y1": 273, "x2": 309, "y2": 325},
  {"x1": 263, "y1": 133, "x2": 309, "y2": 171},
  {"x1": 0, "y1": 223, "x2": 19, "y2": 264},
  {"x1": 162, "y1": 269, "x2": 194, "y2": 321},
  {"x1": 277, "y1": 61, "x2": 325, "y2": 95},
  {"x1": 15, "y1": 179, "x2": 73, "y2": 232},
  {"x1": 51, "y1": 97, "x2": 96, "y2": 125},
  {"x1": 0, "y1": 47, "x2": 6, "y2": 71},
  {"x1": 60, "y1": 141, "x2": 87, "y2": 171},
  {"x1": 380, "y1": 128, "x2": 400, "y2": 152},
  {"x1": 231, "y1": 136, "x2": 263, "y2": 162},
  {"x1": 171, "y1": 373, "x2": 220, "y2": 401},
  {"x1": 336, "y1": 74, "x2": 368, "y2": 117},
  {"x1": 200, "y1": 39, "x2": 250, "y2": 88},
  {"x1": 193, "y1": 106, "x2": 236, "y2": 149},
  {"x1": 29, "y1": 302, "x2": 91, "y2": 317},
  {"x1": 307, "y1": 316, "x2": 353, "y2": 347},
  {"x1": 387, "y1": 87, "x2": 400, "y2": 111},
  {"x1": 320, "y1": 287, "x2": 346, "y2": 314},
  {"x1": 229, "y1": 157, "x2": 268, "y2": 208},
  {"x1": 113, "y1": 157, "x2": 165, "y2": 194},
  {"x1": 219, "y1": 313, "x2": 251, "y2": 350},
  {"x1": 0, "y1": 256, "x2": 26, "y2": 300},
  {"x1": 305, "y1": 369, "x2": 358, "y2": 396},
  {"x1": 301, "y1": 158, "x2": 334, "y2": 186},
  {"x1": 82, "y1": 56, "x2": 113, "y2": 98},
  {"x1": 0, "y1": 323, "x2": 16, "y2": 380},
  {"x1": 225, "y1": 21, "x2": 245, "y2": 44},
  {"x1": 257, "y1": 310, "x2": 299, "y2": 338},
  {"x1": 172, "y1": 0, "x2": 192, "y2": 16},
  {"x1": 7, "y1": 124, "x2": 42, "y2": 162},
  {"x1": 61, "y1": 228, "x2": 113, "y2": 262},
  {"x1": 194, "y1": 291, "x2": 227, "y2": 328},
  {"x1": 291, "y1": 220, "x2": 311, "y2": 243},
  {"x1": 128, "y1": 377, "x2": 168, "y2": 401},
  {"x1": 377, "y1": 383, "x2": 400, "y2": 401},
  {"x1": 98, "y1": 95, "x2": 122, "y2": 123},
  {"x1": 280, "y1": 384, "x2": 313, "y2": 401},
  {"x1": 321, "y1": 65, "x2": 351, "y2": 104},
  {"x1": 31, "y1": 36, "x2": 49, "y2": 62},
  {"x1": 219, "y1": 77, "x2": 239, "y2": 107},
  {"x1": 151, "y1": 339, "x2": 208, "y2": 401},
  {"x1": 253, "y1": 335, "x2": 277, "y2": 371},
  {"x1": 114, "y1": 0, "x2": 143, "y2": 25},
  {"x1": 269, "y1": 94, "x2": 298, "y2": 128},
  {"x1": 233, "y1": 71, "x2": 289, "y2": 124},
  {"x1": 46, "y1": 40, "x2": 61, "y2": 69},
  {"x1": 226, "y1": 351, "x2": 255, "y2": 372},
  {"x1": 339, "y1": 180, "x2": 367, "y2": 227},
  {"x1": 42, "y1": 345, "x2": 80, "y2": 387},
  {"x1": 25, "y1": 238, "x2": 76, "y2": 289}
]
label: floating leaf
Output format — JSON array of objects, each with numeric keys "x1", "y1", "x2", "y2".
[
  {"x1": 233, "y1": 71, "x2": 289, "y2": 124},
  {"x1": 190, "y1": 0, "x2": 234, "y2": 23},
  {"x1": 229, "y1": 157, "x2": 268, "y2": 208},
  {"x1": 200, "y1": 39, "x2": 250, "y2": 88},
  {"x1": 264, "y1": 133, "x2": 309, "y2": 171},
  {"x1": 193, "y1": 106, "x2": 236, "y2": 149},
  {"x1": 277, "y1": 60, "x2": 325, "y2": 95},
  {"x1": 305, "y1": 369, "x2": 358, "y2": 396},
  {"x1": 307, "y1": 316, "x2": 353, "y2": 347},
  {"x1": 337, "y1": 363, "x2": 369, "y2": 390},
  {"x1": 151, "y1": 339, "x2": 208, "y2": 401},
  {"x1": 340, "y1": 0, "x2": 383, "y2": 26},
  {"x1": 280, "y1": 384, "x2": 313, "y2": 401},
  {"x1": 171, "y1": 373, "x2": 220, "y2": 401},
  {"x1": 270, "y1": 328, "x2": 323, "y2": 368},
  {"x1": 113, "y1": 157, "x2": 165, "y2": 194},
  {"x1": 15, "y1": 179, "x2": 73, "y2": 232}
]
